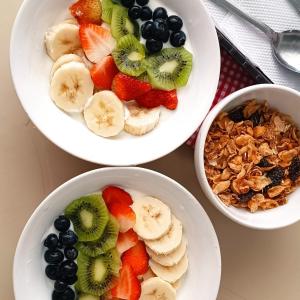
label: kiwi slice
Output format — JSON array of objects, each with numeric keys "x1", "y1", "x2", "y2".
[
  {"x1": 77, "y1": 252, "x2": 118, "y2": 296},
  {"x1": 77, "y1": 216, "x2": 119, "y2": 257},
  {"x1": 103, "y1": 248, "x2": 121, "y2": 276},
  {"x1": 64, "y1": 194, "x2": 109, "y2": 242},
  {"x1": 78, "y1": 293, "x2": 99, "y2": 300},
  {"x1": 111, "y1": 5, "x2": 140, "y2": 40},
  {"x1": 101, "y1": 0, "x2": 114, "y2": 23},
  {"x1": 143, "y1": 47, "x2": 193, "y2": 90},
  {"x1": 112, "y1": 34, "x2": 146, "y2": 76}
]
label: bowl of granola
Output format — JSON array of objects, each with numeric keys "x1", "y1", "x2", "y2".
[{"x1": 195, "y1": 84, "x2": 300, "y2": 229}]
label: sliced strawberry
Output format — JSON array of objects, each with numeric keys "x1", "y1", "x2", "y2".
[
  {"x1": 79, "y1": 24, "x2": 116, "y2": 63},
  {"x1": 136, "y1": 89, "x2": 178, "y2": 110},
  {"x1": 116, "y1": 229, "x2": 139, "y2": 254},
  {"x1": 90, "y1": 56, "x2": 119, "y2": 90},
  {"x1": 121, "y1": 241, "x2": 149, "y2": 276},
  {"x1": 112, "y1": 73, "x2": 152, "y2": 101},
  {"x1": 109, "y1": 202, "x2": 136, "y2": 233},
  {"x1": 70, "y1": 0, "x2": 102, "y2": 25},
  {"x1": 102, "y1": 185, "x2": 133, "y2": 209},
  {"x1": 110, "y1": 264, "x2": 141, "y2": 300}
]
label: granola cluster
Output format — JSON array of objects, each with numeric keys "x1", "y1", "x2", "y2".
[{"x1": 204, "y1": 100, "x2": 300, "y2": 212}]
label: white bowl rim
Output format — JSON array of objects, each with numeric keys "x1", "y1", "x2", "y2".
[
  {"x1": 13, "y1": 166, "x2": 222, "y2": 298},
  {"x1": 194, "y1": 84, "x2": 300, "y2": 230},
  {"x1": 9, "y1": 0, "x2": 221, "y2": 166}
]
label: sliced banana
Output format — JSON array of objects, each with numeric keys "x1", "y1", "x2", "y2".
[
  {"x1": 147, "y1": 236, "x2": 187, "y2": 266},
  {"x1": 50, "y1": 54, "x2": 82, "y2": 79},
  {"x1": 45, "y1": 23, "x2": 80, "y2": 61},
  {"x1": 84, "y1": 91, "x2": 125, "y2": 137},
  {"x1": 145, "y1": 215, "x2": 183, "y2": 255},
  {"x1": 73, "y1": 48, "x2": 94, "y2": 70},
  {"x1": 124, "y1": 101, "x2": 160, "y2": 136},
  {"x1": 50, "y1": 61, "x2": 94, "y2": 113},
  {"x1": 172, "y1": 279, "x2": 182, "y2": 290},
  {"x1": 64, "y1": 18, "x2": 78, "y2": 25},
  {"x1": 132, "y1": 196, "x2": 172, "y2": 240},
  {"x1": 138, "y1": 268, "x2": 156, "y2": 282},
  {"x1": 140, "y1": 277, "x2": 176, "y2": 300},
  {"x1": 149, "y1": 254, "x2": 189, "y2": 284}
]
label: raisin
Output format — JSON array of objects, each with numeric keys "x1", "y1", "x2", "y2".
[
  {"x1": 239, "y1": 189, "x2": 256, "y2": 202},
  {"x1": 249, "y1": 110, "x2": 262, "y2": 127},
  {"x1": 257, "y1": 157, "x2": 272, "y2": 168},
  {"x1": 266, "y1": 167, "x2": 284, "y2": 186},
  {"x1": 228, "y1": 106, "x2": 245, "y2": 122},
  {"x1": 289, "y1": 157, "x2": 300, "y2": 181}
]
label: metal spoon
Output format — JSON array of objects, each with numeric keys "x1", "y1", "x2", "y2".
[{"x1": 211, "y1": 0, "x2": 300, "y2": 73}]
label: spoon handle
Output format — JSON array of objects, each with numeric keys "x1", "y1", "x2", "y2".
[{"x1": 211, "y1": 0, "x2": 276, "y2": 39}]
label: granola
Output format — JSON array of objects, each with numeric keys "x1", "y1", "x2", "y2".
[{"x1": 204, "y1": 100, "x2": 300, "y2": 212}]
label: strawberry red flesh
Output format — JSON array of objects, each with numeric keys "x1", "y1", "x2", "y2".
[
  {"x1": 70, "y1": 0, "x2": 102, "y2": 25},
  {"x1": 116, "y1": 229, "x2": 139, "y2": 254},
  {"x1": 102, "y1": 185, "x2": 133, "y2": 208}
]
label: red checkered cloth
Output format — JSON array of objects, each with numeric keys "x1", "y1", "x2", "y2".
[{"x1": 186, "y1": 48, "x2": 255, "y2": 147}]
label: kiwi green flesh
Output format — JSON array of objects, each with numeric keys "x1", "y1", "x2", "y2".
[
  {"x1": 144, "y1": 47, "x2": 193, "y2": 90},
  {"x1": 103, "y1": 248, "x2": 121, "y2": 276},
  {"x1": 64, "y1": 194, "x2": 109, "y2": 242},
  {"x1": 112, "y1": 34, "x2": 145, "y2": 76},
  {"x1": 77, "y1": 216, "x2": 119, "y2": 257},
  {"x1": 101, "y1": 0, "x2": 114, "y2": 24},
  {"x1": 77, "y1": 252, "x2": 118, "y2": 296},
  {"x1": 78, "y1": 293, "x2": 99, "y2": 300}
]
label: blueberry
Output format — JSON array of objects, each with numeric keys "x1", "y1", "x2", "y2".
[
  {"x1": 136, "y1": 0, "x2": 148, "y2": 6},
  {"x1": 61, "y1": 275, "x2": 78, "y2": 285},
  {"x1": 44, "y1": 234, "x2": 59, "y2": 250},
  {"x1": 141, "y1": 21, "x2": 154, "y2": 39},
  {"x1": 52, "y1": 288, "x2": 75, "y2": 300},
  {"x1": 44, "y1": 250, "x2": 64, "y2": 264},
  {"x1": 228, "y1": 106, "x2": 245, "y2": 122},
  {"x1": 140, "y1": 6, "x2": 152, "y2": 21},
  {"x1": 45, "y1": 265, "x2": 60, "y2": 280},
  {"x1": 153, "y1": 19, "x2": 169, "y2": 42},
  {"x1": 170, "y1": 31, "x2": 186, "y2": 47},
  {"x1": 289, "y1": 157, "x2": 300, "y2": 181},
  {"x1": 64, "y1": 247, "x2": 78, "y2": 260},
  {"x1": 54, "y1": 216, "x2": 70, "y2": 232},
  {"x1": 267, "y1": 167, "x2": 284, "y2": 186},
  {"x1": 59, "y1": 230, "x2": 78, "y2": 247},
  {"x1": 146, "y1": 39, "x2": 163, "y2": 54},
  {"x1": 153, "y1": 7, "x2": 168, "y2": 20},
  {"x1": 121, "y1": 0, "x2": 135, "y2": 8},
  {"x1": 54, "y1": 281, "x2": 68, "y2": 293},
  {"x1": 59, "y1": 260, "x2": 78, "y2": 277},
  {"x1": 167, "y1": 15, "x2": 183, "y2": 32},
  {"x1": 128, "y1": 6, "x2": 141, "y2": 20}
]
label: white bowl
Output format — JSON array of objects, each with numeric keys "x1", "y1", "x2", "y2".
[
  {"x1": 14, "y1": 167, "x2": 221, "y2": 299},
  {"x1": 10, "y1": 0, "x2": 220, "y2": 166},
  {"x1": 195, "y1": 84, "x2": 300, "y2": 230}
]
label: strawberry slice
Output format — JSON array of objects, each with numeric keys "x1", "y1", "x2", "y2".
[
  {"x1": 90, "y1": 56, "x2": 119, "y2": 90},
  {"x1": 116, "y1": 229, "x2": 139, "y2": 254},
  {"x1": 70, "y1": 0, "x2": 102, "y2": 25},
  {"x1": 121, "y1": 241, "x2": 149, "y2": 276},
  {"x1": 136, "y1": 89, "x2": 178, "y2": 110},
  {"x1": 112, "y1": 73, "x2": 152, "y2": 101},
  {"x1": 110, "y1": 264, "x2": 141, "y2": 300},
  {"x1": 79, "y1": 24, "x2": 116, "y2": 63},
  {"x1": 109, "y1": 202, "x2": 136, "y2": 233},
  {"x1": 102, "y1": 185, "x2": 133, "y2": 209}
]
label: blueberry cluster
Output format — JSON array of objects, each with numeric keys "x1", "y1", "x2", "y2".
[
  {"x1": 44, "y1": 216, "x2": 78, "y2": 300},
  {"x1": 121, "y1": 0, "x2": 186, "y2": 53}
]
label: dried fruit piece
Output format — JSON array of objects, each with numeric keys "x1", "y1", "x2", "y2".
[
  {"x1": 238, "y1": 190, "x2": 255, "y2": 202},
  {"x1": 257, "y1": 157, "x2": 272, "y2": 168},
  {"x1": 228, "y1": 106, "x2": 245, "y2": 122},
  {"x1": 267, "y1": 167, "x2": 284, "y2": 186},
  {"x1": 289, "y1": 157, "x2": 300, "y2": 181}
]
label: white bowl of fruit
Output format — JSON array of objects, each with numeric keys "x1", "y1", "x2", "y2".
[
  {"x1": 14, "y1": 167, "x2": 221, "y2": 300},
  {"x1": 10, "y1": 0, "x2": 220, "y2": 166}
]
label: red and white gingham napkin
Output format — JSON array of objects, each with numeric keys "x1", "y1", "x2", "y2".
[{"x1": 186, "y1": 48, "x2": 255, "y2": 147}]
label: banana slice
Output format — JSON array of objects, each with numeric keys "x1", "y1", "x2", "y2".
[
  {"x1": 140, "y1": 277, "x2": 176, "y2": 300},
  {"x1": 138, "y1": 268, "x2": 156, "y2": 282},
  {"x1": 45, "y1": 23, "x2": 81, "y2": 61},
  {"x1": 84, "y1": 91, "x2": 125, "y2": 137},
  {"x1": 172, "y1": 279, "x2": 182, "y2": 290},
  {"x1": 124, "y1": 101, "x2": 160, "y2": 136},
  {"x1": 64, "y1": 18, "x2": 78, "y2": 25},
  {"x1": 132, "y1": 196, "x2": 172, "y2": 240},
  {"x1": 146, "y1": 236, "x2": 187, "y2": 266},
  {"x1": 145, "y1": 215, "x2": 183, "y2": 255},
  {"x1": 50, "y1": 54, "x2": 82, "y2": 79},
  {"x1": 73, "y1": 49, "x2": 94, "y2": 70},
  {"x1": 149, "y1": 254, "x2": 189, "y2": 284},
  {"x1": 50, "y1": 61, "x2": 94, "y2": 113}
]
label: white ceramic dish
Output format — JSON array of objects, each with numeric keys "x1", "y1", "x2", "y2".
[
  {"x1": 195, "y1": 84, "x2": 300, "y2": 230},
  {"x1": 10, "y1": 0, "x2": 220, "y2": 166},
  {"x1": 14, "y1": 167, "x2": 221, "y2": 299}
]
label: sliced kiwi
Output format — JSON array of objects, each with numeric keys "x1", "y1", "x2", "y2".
[
  {"x1": 137, "y1": 72, "x2": 150, "y2": 83},
  {"x1": 143, "y1": 47, "x2": 193, "y2": 90},
  {"x1": 112, "y1": 34, "x2": 145, "y2": 76},
  {"x1": 77, "y1": 216, "x2": 119, "y2": 257},
  {"x1": 77, "y1": 252, "x2": 118, "y2": 296},
  {"x1": 101, "y1": 0, "x2": 114, "y2": 23},
  {"x1": 103, "y1": 248, "x2": 121, "y2": 276},
  {"x1": 78, "y1": 293, "x2": 99, "y2": 300},
  {"x1": 111, "y1": 5, "x2": 140, "y2": 40},
  {"x1": 64, "y1": 194, "x2": 109, "y2": 242}
]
